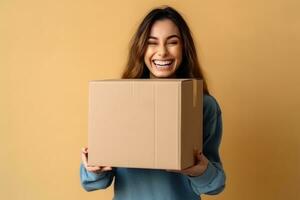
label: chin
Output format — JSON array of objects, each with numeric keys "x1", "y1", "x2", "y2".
[{"x1": 151, "y1": 71, "x2": 176, "y2": 78}]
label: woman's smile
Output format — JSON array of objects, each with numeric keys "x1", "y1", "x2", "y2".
[{"x1": 152, "y1": 59, "x2": 174, "y2": 70}]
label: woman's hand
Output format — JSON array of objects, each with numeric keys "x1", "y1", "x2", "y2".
[
  {"x1": 81, "y1": 147, "x2": 112, "y2": 173},
  {"x1": 166, "y1": 149, "x2": 209, "y2": 177}
]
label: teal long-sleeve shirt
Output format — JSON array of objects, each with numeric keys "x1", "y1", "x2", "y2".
[{"x1": 80, "y1": 94, "x2": 226, "y2": 200}]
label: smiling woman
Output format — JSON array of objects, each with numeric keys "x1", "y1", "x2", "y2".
[
  {"x1": 121, "y1": 6, "x2": 209, "y2": 95},
  {"x1": 80, "y1": 5, "x2": 226, "y2": 200}
]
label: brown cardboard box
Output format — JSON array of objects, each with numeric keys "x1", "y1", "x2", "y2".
[{"x1": 88, "y1": 79, "x2": 203, "y2": 170}]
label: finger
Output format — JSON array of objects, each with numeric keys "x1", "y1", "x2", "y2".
[
  {"x1": 194, "y1": 151, "x2": 202, "y2": 160},
  {"x1": 101, "y1": 166, "x2": 112, "y2": 171},
  {"x1": 193, "y1": 149, "x2": 201, "y2": 155},
  {"x1": 178, "y1": 169, "x2": 189, "y2": 175},
  {"x1": 81, "y1": 151, "x2": 88, "y2": 168},
  {"x1": 193, "y1": 148, "x2": 198, "y2": 155},
  {"x1": 197, "y1": 153, "x2": 208, "y2": 165},
  {"x1": 182, "y1": 163, "x2": 195, "y2": 171},
  {"x1": 87, "y1": 166, "x2": 102, "y2": 172},
  {"x1": 197, "y1": 152, "x2": 202, "y2": 160},
  {"x1": 82, "y1": 147, "x2": 88, "y2": 154}
]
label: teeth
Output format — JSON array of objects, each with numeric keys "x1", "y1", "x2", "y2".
[{"x1": 153, "y1": 60, "x2": 173, "y2": 66}]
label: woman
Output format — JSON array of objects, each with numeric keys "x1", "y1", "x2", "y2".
[{"x1": 80, "y1": 6, "x2": 226, "y2": 200}]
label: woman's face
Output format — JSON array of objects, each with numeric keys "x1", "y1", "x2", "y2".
[{"x1": 144, "y1": 19, "x2": 183, "y2": 78}]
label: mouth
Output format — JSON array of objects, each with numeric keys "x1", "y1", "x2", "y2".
[{"x1": 152, "y1": 59, "x2": 174, "y2": 70}]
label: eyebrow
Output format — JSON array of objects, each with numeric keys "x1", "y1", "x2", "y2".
[{"x1": 148, "y1": 35, "x2": 180, "y2": 40}]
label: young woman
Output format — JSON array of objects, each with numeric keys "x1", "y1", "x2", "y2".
[{"x1": 80, "y1": 6, "x2": 226, "y2": 200}]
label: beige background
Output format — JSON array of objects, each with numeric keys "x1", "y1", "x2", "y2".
[{"x1": 1, "y1": 0, "x2": 299, "y2": 200}]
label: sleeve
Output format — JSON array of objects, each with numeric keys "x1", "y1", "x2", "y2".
[
  {"x1": 80, "y1": 163, "x2": 115, "y2": 192},
  {"x1": 187, "y1": 95, "x2": 226, "y2": 195}
]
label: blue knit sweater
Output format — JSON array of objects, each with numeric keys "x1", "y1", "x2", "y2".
[{"x1": 80, "y1": 94, "x2": 226, "y2": 200}]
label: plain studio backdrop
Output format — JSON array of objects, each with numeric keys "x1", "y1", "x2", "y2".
[{"x1": 1, "y1": 0, "x2": 299, "y2": 200}]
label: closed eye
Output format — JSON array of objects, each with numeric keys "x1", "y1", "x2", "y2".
[
  {"x1": 147, "y1": 41, "x2": 158, "y2": 45},
  {"x1": 168, "y1": 41, "x2": 178, "y2": 45}
]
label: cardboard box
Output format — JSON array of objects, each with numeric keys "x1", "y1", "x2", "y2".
[{"x1": 88, "y1": 79, "x2": 203, "y2": 170}]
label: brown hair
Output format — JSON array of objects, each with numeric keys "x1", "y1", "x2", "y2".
[{"x1": 121, "y1": 6, "x2": 209, "y2": 94}]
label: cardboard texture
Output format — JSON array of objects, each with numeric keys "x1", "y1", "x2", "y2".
[{"x1": 88, "y1": 79, "x2": 203, "y2": 170}]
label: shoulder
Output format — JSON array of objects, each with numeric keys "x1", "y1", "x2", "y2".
[{"x1": 203, "y1": 94, "x2": 222, "y2": 120}]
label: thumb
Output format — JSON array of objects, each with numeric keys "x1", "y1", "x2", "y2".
[{"x1": 196, "y1": 152, "x2": 202, "y2": 162}]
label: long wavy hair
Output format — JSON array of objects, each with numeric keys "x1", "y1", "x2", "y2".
[{"x1": 121, "y1": 6, "x2": 209, "y2": 94}]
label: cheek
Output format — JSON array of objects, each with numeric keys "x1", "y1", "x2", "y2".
[
  {"x1": 144, "y1": 48, "x2": 151, "y2": 59},
  {"x1": 172, "y1": 47, "x2": 183, "y2": 68},
  {"x1": 143, "y1": 50, "x2": 149, "y2": 61},
  {"x1": 144, "y1": 50, "x2": 152, "y2": 67},
  {"x1": 144, "y1": 49, "x2": 156, "y2": 62},
  {"x1": 171, "y1": 48, "x2": 182, "y2": 62}
]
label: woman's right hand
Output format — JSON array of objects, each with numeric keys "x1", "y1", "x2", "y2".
[{"x1": 81, "y1": 147, "x2": 112, "y2": 173}]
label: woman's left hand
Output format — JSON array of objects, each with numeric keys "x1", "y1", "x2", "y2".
[{"x1": 166, "y1": 150, "x2": 209, "y2": 177}]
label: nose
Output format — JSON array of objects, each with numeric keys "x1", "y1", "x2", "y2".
[{"x1": 157, "y1": 44, "x2": 168, "y2": 57}]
